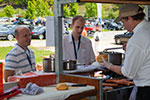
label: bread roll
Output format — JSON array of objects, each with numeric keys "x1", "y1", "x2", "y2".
[
  {"x1": 56, "y1": 83, "x2": 69, "y2": 90},
  {"x1": 96, "y1": 54, "x2": 108, "y2": 63}
]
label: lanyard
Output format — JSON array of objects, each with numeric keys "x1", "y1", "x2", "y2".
[
  {"x1": 17, "y1": 44, "x2": 34, "y2": 71},
  {"x1": 26, "y1": 49, "x2": 34, "y2": 71},
  {"x1": 72, "y1": 35, "x2": 81, "y2": 59}
]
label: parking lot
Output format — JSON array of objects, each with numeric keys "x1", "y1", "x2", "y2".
[{"x1": 0, "y1": 30, "x2": 126, "y2": 54}]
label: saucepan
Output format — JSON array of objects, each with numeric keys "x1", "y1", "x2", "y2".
[
  {"x1": 63, "y1": 60, "x2": 77, "y2": 70},
  {"x1": 100, "y1": 47, "x2": 123, "y2": 65},
  {"x1": 43, "y1": 57, "x2": 55, "y2": 72},
  {"x1": 105, "y1": 52, "x2": 122, "y2": 65}
]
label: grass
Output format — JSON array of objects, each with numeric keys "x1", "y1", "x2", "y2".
[
  {"x1": 87, "y1": 36, "x2": 93, "y2": 39},
  {"x1": 0, "y1": 46, "x2": 54, "y2": 64}
]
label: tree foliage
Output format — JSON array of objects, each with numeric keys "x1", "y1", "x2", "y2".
[
  {"x1": 43, "y1": 0, "x2": 53, "y2": 5},
  {"x1": 25, "y1": 1, "x2": 36, "y2": 19},
  {"x1": 63, "y1": 4, "x2": 70, "y2": 18},
  {"x1": 3, "y1": 5, "x2": 15, "y2": 18},
  {"x1": 15, "y1": 8, "x2": 26, "y2": 16},
  {"x1": 63, "y1": 3, "x2": 78, "y2": 18},
  {"x1": 0, "y1": 1, "x2": 122, "y2": 20},
  {"x1": 69, "y1": 3, "x2": 78, "y2": 17},
  {"x1": 84, "y1": 3, "x2": 97, "y2": 18},
  {"x1": 35, "y1": 0, "x2": 50, "y2": 17},
  {"x1": 102, "y1": 4, "x2": 119, "y2": 19}
]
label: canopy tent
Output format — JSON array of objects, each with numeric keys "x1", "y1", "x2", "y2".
[
  {"x1": 54, "y1": 0, "x2": 150, "y2": 83},
  {"x1": 77, "y1": 0, "x2": 150, "y2": 5}
]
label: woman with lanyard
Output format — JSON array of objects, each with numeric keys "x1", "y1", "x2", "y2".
[{"x1": 63, "y1": 15, "x2": 95, "y2": 65}]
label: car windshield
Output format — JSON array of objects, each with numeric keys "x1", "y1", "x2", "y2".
[
  {"x1": 125, "y1": 32, "x2": 132, "y2": 35},
  {"x1": 32, "y1": 26, "x2": 45, "y2": 32},
  {"x1": 111, "y1": 22, "x2": 118, "y2": 26},
  {"x1": 0, "y1": 28, "x2": 9, "y2": 32},
  {"x1": 33, "y1": 27, "x2": 42, "y2": 31}
]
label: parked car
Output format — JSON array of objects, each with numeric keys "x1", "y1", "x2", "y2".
[
  {"x1": 84, "y1": 23, "x2": 101, "y2": 36},
  {"x1": 114, "y1": 31, "x2": 133, "y2": 44},
  {"x1": 64, "y1": 18, "x2": 72, "y2": 28},
  {"x1": 0, "y1": 27, "x2": 14, "y2": 41},
  {"x1": 31, "y1": 26, "x2": 46, "y2": 39}
]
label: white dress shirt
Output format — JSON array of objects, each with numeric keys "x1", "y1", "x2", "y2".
[
  {"x1": 63, "y1": 33, "x2": 95, "y2": 65},
  {"x1": 121, "y1": 20, "x2": 150, "y2": 86}
]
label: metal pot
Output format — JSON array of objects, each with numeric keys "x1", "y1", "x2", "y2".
[
  {"x1": 104, "y1": 52, "x2": 122, "y2": 65},
  {"x1": 108, "y1": 52, "x2": 122, "y2": 65},
  {"x1": 102, "y1": 47, "x2": 123, "y2": 65},
  {"x1": 43, "y1": 57, "x2": 55, "y2": 72},
  {"x1": 63, "y1": 60, "x2": 77, "y2": 70}
]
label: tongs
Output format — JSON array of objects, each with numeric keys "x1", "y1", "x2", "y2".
[{"x1": 0, "y1": 86, "x2": 22, "y2": 99}]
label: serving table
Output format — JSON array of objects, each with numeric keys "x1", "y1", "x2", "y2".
[
  {"x1": 3, "y1": 66, "x2": 133, "y2": 100},
  {"x1": 9, "y1": 82, "x2": 96, "y2": 100}
]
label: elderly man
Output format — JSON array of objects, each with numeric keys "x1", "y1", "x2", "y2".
[
  {"x1": 101, "y1": 3, "x2": 150, "y2": 100},
  {"x1": 4, "y1": 27, "x2": 36, "y2": 82}
]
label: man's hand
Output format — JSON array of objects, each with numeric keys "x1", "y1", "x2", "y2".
[{"x1": 101, "y1": 57, "x2": 112, "y2": 69}]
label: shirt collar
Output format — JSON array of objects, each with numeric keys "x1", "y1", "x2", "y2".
[
  {"x1": 69, "y1": 33, "x2": 85, "y2": 43},
  {"x1": 133, "y1": 19, "x2": 146, "y2": 34},
  {"x1": 15, "y1": 43, "x2": 29, "y2": 53}
]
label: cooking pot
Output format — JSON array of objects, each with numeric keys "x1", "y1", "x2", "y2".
[
  {"x1": 43, "y1": 57, "x2": 55, "y2": 72},
  {"x1": 63, "y1": 60, "x2": 77, "y2": 70},
  {"x1": 100, "y1": 52, "x2": 122, "y2": 65},
  {"x1": 107, "y1": 52, "x2": 122, "y2": 65}
]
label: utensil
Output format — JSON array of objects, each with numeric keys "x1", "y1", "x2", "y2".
[{"x1": 52, "y1": 83, "x2": 87, "y2": 87}]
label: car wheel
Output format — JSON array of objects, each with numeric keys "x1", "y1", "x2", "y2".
[
  {"x1": 39, "y1": 34, "x2": 44, "y2": 40},
  {"x1": 115, "y1": 38, "x2": 121, "y2": 44},
  {"x1": 7, "y1": 34, "x2": 14, "y2": 41}
]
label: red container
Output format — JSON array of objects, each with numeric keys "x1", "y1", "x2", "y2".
[
  {"x1": 0, "y1": 62, "x2": 3, "y2": 94},
  {"x1": 8, "y1": 72, "x2": 56, "y2": 88}
]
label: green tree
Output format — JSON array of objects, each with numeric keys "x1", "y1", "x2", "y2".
[
  {"x1": 43, "y1": 0, "x2": 53, "y2": 5},
  {"x1": 0, "y1": 0, "x2": 3, "y2": 3},
  {"x1": 0, "y1": 9, "x2": 5, "y2": 17},
  {"x1": 69, "y1": 3, "x2": 78, "y2": 17},
  {"x1": 13, "y1": 0, "x2": 29, "y2": 8},
  {"x1": 35, "y1": 0, "x2": 50, "y2": 17},
  {"x1": 84, "y1": 3, "x2": 97, "y2": 18},
  {"x1": 25, "y1": 1, "x2": 36, "y2": 19},
  {"x1": 102, "y1": 4, "x2": 119, "y2": 19},
  {"x1": 3, "y1": 5, "x2": 15, "y2": 21},
  {"x1": 63, "y1": 4, "x2": 70, "y2": 18},
  {"x1": 15, "y1": 8, "x2": 26, "y2": 17},
  {"x1": 1, "y1": 0, "x2": 29, "y2": 8}
]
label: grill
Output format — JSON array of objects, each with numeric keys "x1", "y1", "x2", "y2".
[
  {"x1": 104, "y1": 86, "x2": 133, "y2": 100},
  {"x1": 96, "y1": 69, "x2": 134, "y2": 100}
]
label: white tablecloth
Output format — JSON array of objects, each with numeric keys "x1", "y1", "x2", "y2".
[{"x1": 10, "y1": 83, "x2": 95, "y2": 100}]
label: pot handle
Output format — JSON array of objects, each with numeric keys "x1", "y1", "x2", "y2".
[{"x1": 103, "y1": 47, "x2": 123, "y2": 52}]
